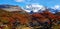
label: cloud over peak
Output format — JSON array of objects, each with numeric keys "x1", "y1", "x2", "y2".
[
  {"x1": 51, "y1": 5, "x2": 60, "y2": 9},
  {"x1": 15, "y1": 0, "x2": 25, "y2": 2}
]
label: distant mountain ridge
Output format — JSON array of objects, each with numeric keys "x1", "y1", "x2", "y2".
[
  {"x1": 0, "y1": 4, "x2": 60, "y2": 13},
  {"x1": 0, "y1": 4, "x2": 25, "y2": 12},
  {"x1": 23, "y1": 4, "x2": 60, "y2": 14},
  {"x1": 0, "y1": 4, "x2": 17, "y2": 8}
]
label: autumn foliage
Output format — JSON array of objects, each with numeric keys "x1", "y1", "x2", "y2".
[{"x1": 0, "y1": 8, "x2": 60, "y2": 25}]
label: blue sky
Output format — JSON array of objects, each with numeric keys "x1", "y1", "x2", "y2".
[
  {"x1": 0, "y1": 0, "x2": 60, "y2": 13},
  {"x1": 0, "y1": 0, "x2": 60, "y2": 7}
]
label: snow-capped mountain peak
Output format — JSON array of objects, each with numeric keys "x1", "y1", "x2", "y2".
[{"x1": 23, "y1": 4, "x2": 46, "y2": 12}]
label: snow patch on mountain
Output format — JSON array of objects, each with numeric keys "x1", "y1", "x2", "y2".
[{"x1": 24, "y1": 4, "x2": 46, "y2": 12}]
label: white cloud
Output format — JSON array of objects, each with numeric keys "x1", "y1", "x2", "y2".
[
  {"x1": 51, "y1": 5, "x2": 60, "y2": 9},
  {"x1": 51, "y1": 5, "x2": 60, "y2": 12},
  {"x1": 54, "y1": 5, "x2": 60, "y2": 9},
  {"x1": 15, "y1": 0, "x2": 25, "y2": 2},
  {"x1": 25, "y1": 4, "x2": 46, "y2": 12},
  {"x1": 14, "y1": 0, "x2": 32, "y2": 3}
]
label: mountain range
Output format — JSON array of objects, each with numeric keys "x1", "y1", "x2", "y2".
[
  {"x1": 0, "y1": 4, "x2": 60, "y2": 14},
  {"x1": 0, "y1": 4, "x2": 60, "y2": 25}
]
